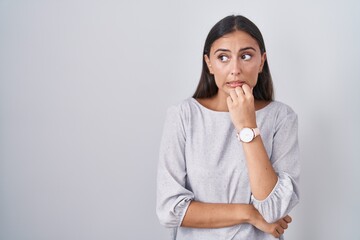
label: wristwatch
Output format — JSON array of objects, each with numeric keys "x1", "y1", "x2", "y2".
[{"x1": 237, "y1": 127, "x2": 260, "y2": 143}]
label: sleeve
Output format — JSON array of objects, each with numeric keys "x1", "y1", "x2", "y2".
[
  {"x1": 251, "y1": 108, "x2": 300, "y2": 223},
  {"x1": 156, "y1": 106, "x2": 194, "y2": 228}
]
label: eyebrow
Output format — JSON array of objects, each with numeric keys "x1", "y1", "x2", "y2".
[{"x1": 214, "y1": 47, "x2": 257, "y2": 54}]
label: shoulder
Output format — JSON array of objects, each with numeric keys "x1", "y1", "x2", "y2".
[
  {"x1": 164, "y1": 98, "x2": 197, "y2": 124},
  {"x1": 270, "y1": 101, "x2": 298, "y2": 129},
  {"x1": 269, "y1": 101, "x2": 297, "y2": 116},
  {"x1": 166, "y1": 98, "x2": 197, "y2": 117},
  {"x1": 259, "y1": 101, "x2": 298, "y2": 126}
]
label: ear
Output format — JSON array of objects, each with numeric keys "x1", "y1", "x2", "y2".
[
  {"x1": 259, "y1": 52, "x2": 267, "y2": 73},
  {"x1": 204, "y1": 55, "x2": 214, "y2": 74}
]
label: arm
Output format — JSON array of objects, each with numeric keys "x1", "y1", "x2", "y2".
[
  {"x1": 227, "y1": 85, "x2": 278, "y2": 200},
  {"x1": 181, "y1": 201, "x2": 252, "y2": 228},
  {"x1": 182, "y1": 201, "x2": 292, "y2": 238},
  {"x1": 227, "y1": 85, "x2": 300, "y2": 222},
  {"x1": 251, "y1": 110, "x2": 300, "y2": 223},
  {"x1": 242, "y1": 136, "x2": 278, "y2": 200},
  {"x1": 156, "y1": 106, "x2": 194, "y2": 227}
]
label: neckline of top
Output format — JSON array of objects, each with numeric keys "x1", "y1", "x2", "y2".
[{"x1": 190, "y1": 97, "x2": 275, "y2": 114}]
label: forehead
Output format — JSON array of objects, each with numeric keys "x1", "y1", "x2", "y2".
[{"x1": 211, "y1": 30, "x2": 260, "y2": 52}]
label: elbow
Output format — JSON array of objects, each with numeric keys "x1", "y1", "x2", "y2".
[
  {"x1": 157, "y1": 211, "x2": 181, "y2": 228},
  {"x1": 252, "y1": 176, "x2": 300, "y2": 223},
  {"x1": 156, "y1": 206, "x2": 190, "y2": 228},
  {"x1": 259, "y1": 195, "x2": 299, "y2": 223},
  {"x1": 156, "y1": 196, "x2": 193, "y2": 228}
]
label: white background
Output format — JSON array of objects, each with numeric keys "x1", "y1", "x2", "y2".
[{"x1": 1, "y1": 0, "x2": 360, "y2": 239}]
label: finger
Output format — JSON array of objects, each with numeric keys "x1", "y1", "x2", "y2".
[
  {"x1": 242, "y1": 84, "x2": 252, "y2": 95},
  {"x1": 284, "y1": 215, "x2": 292, "y2": 223},
  {"x1": 229, "y1": 89, "x2": 238, "y2": 101},
  {"x1": 226, "y1": 96, "x2": 233, "y2": 107},
  {"x1": 234, "y1": 86, "x2": 244, "y2": 97},
  {"x1": 272, "y1": 230, "x2": 280, "y2": 239},
  {"x1": 279, "y1": 219, "x2": 288, "y2": 229},
  {"x1": 276, "y1": 226, "x2": 284, "y2": 235}
]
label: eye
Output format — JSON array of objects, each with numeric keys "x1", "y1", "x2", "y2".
[
  {"x1": 241, "y1": 54, "x2": 252, "y2": 61},
  {"x1": 218, "y1": 55, "x2": 230, "y2": 62}
]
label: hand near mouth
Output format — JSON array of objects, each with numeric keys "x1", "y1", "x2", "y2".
[{"x1": 226, "y1": 84, "x2": 257, "y2": 131}]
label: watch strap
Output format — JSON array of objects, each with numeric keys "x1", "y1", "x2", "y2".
[{"x1": 253, "y1": 128, "x2": 260, "y2": 138}]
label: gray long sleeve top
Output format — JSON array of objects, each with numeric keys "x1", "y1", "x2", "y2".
[{"x1": 156, "y1": 98, "x2": 300, "y2": 240}]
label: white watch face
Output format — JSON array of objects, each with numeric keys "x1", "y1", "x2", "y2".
[{"x1": 239, "y1": 128, "x2": 254, "y2": 143}]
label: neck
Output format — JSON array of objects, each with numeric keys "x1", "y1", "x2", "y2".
[
  {"x1": 196, "y1": 92, "x2": 229, "y2": 112},
  {"x1": 212, "y1": 92, "x2": 229, "y2": 111},
  {"x1": 196, "y1": 92, "x2": 271, "y2": 112}
]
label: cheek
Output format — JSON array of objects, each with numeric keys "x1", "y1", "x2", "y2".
[
  {"x1": 247, "y1": 62, "x2": 261, "y2": 75},
  {"x1": 212, "y1": 65, "x2": 229, "y2": 80},
  {"x1": 244, "y1": 65, "x2": 260, "y2": 86},
  {"x1": 211, "y1": 62, "x2": 227, "y2": 73},
  {"x1": 213, "y1": 74, "x2": 224, "y2": 87},
  {"x1": 248, "y1": 66, "x2": 260, "y2": 77}
]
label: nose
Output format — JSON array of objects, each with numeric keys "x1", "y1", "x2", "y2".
[{"x1": 230, "y1": 58, "x2": 241, "y2": 76}]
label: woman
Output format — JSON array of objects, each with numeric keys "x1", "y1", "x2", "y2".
[{"x1": 157, "y1": 15, "x2": 300, "y2": 239}]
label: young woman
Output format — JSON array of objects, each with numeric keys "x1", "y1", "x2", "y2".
[{"x1": 157, "y1": 15, "x2": 300, "y2": 239}]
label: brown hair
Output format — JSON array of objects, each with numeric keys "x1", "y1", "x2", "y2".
[{"x1": 193, "y1": 15, "x2": 274, "y2": 101}]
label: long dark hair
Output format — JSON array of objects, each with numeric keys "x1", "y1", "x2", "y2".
[{"x1": 193, "y1": 15, "x2": 274, "y2": 101}]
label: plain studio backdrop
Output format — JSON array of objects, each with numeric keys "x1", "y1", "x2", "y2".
[{"x1": 1, "y1": 0, "x2": 360, "y2": 239}]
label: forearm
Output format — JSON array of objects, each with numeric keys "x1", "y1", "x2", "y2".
[
  {"x1": 181, "y1": 201, "x2": 254, "y2": 228},
  {"x1": 181, "y1": 201, "x2": 293, "y2": 238},
  {"x1": 242, "y1": 136, "x2": 278, "y2": 200},
  {"x1": 227, "y1": 89, "x2": 278, "y2": 201}
]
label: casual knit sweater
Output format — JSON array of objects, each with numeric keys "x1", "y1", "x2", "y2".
[{"x1": 157, "y1": 98, "x2": 300, "y2": 240}]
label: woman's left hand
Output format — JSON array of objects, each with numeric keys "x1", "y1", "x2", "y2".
[{"x1": 226, "y1": 84, "x2": 257, "y2": 131}]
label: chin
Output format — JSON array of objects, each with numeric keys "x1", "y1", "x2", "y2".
[{"x1": 218, "y1": 88, "x2": 231, "y2": 96}]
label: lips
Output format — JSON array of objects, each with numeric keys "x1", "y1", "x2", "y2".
[{"x1": 226, "y1": 80, "x2": 245, "y2": 88}]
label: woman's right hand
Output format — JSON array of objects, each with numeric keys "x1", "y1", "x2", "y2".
[
  {"x1": 260, "y1": 215, "x2": 292, "y2": 238},
  {"x1": 248, "y1": 206, "x2": 292, "y2": 238}
]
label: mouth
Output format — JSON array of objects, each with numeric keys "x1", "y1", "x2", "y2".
[{"x1": 226, "y1": 80, "x2": 245, "y2": 88}]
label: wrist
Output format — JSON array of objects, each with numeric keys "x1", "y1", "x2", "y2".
[
  {"x1": 235, "y1": 123, "x2": 257, "y2": 132},
  {"x1": 236, "y1": 127, "x2": 260, "y2": 143},
  {"x1": 246, "y1": 205, "x2": 257, "y2": 225},
  {"x1": 237, "y1": 204, "x2": 256, "y2": 224}
]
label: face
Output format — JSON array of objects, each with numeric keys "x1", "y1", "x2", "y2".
[{"x1": 205, "y1": 30, "x2": 266, "y2": 97}]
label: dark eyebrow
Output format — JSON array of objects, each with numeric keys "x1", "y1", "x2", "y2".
[
  {"x1": 213, "y1": 47, "x2": 257, "y2": 54},
  {"x1": 214, "y1": 48, "x2": 231, "y2": 54},
  {"x1": 239, "y1": 47, "x2": 257, "y2": 52}
]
